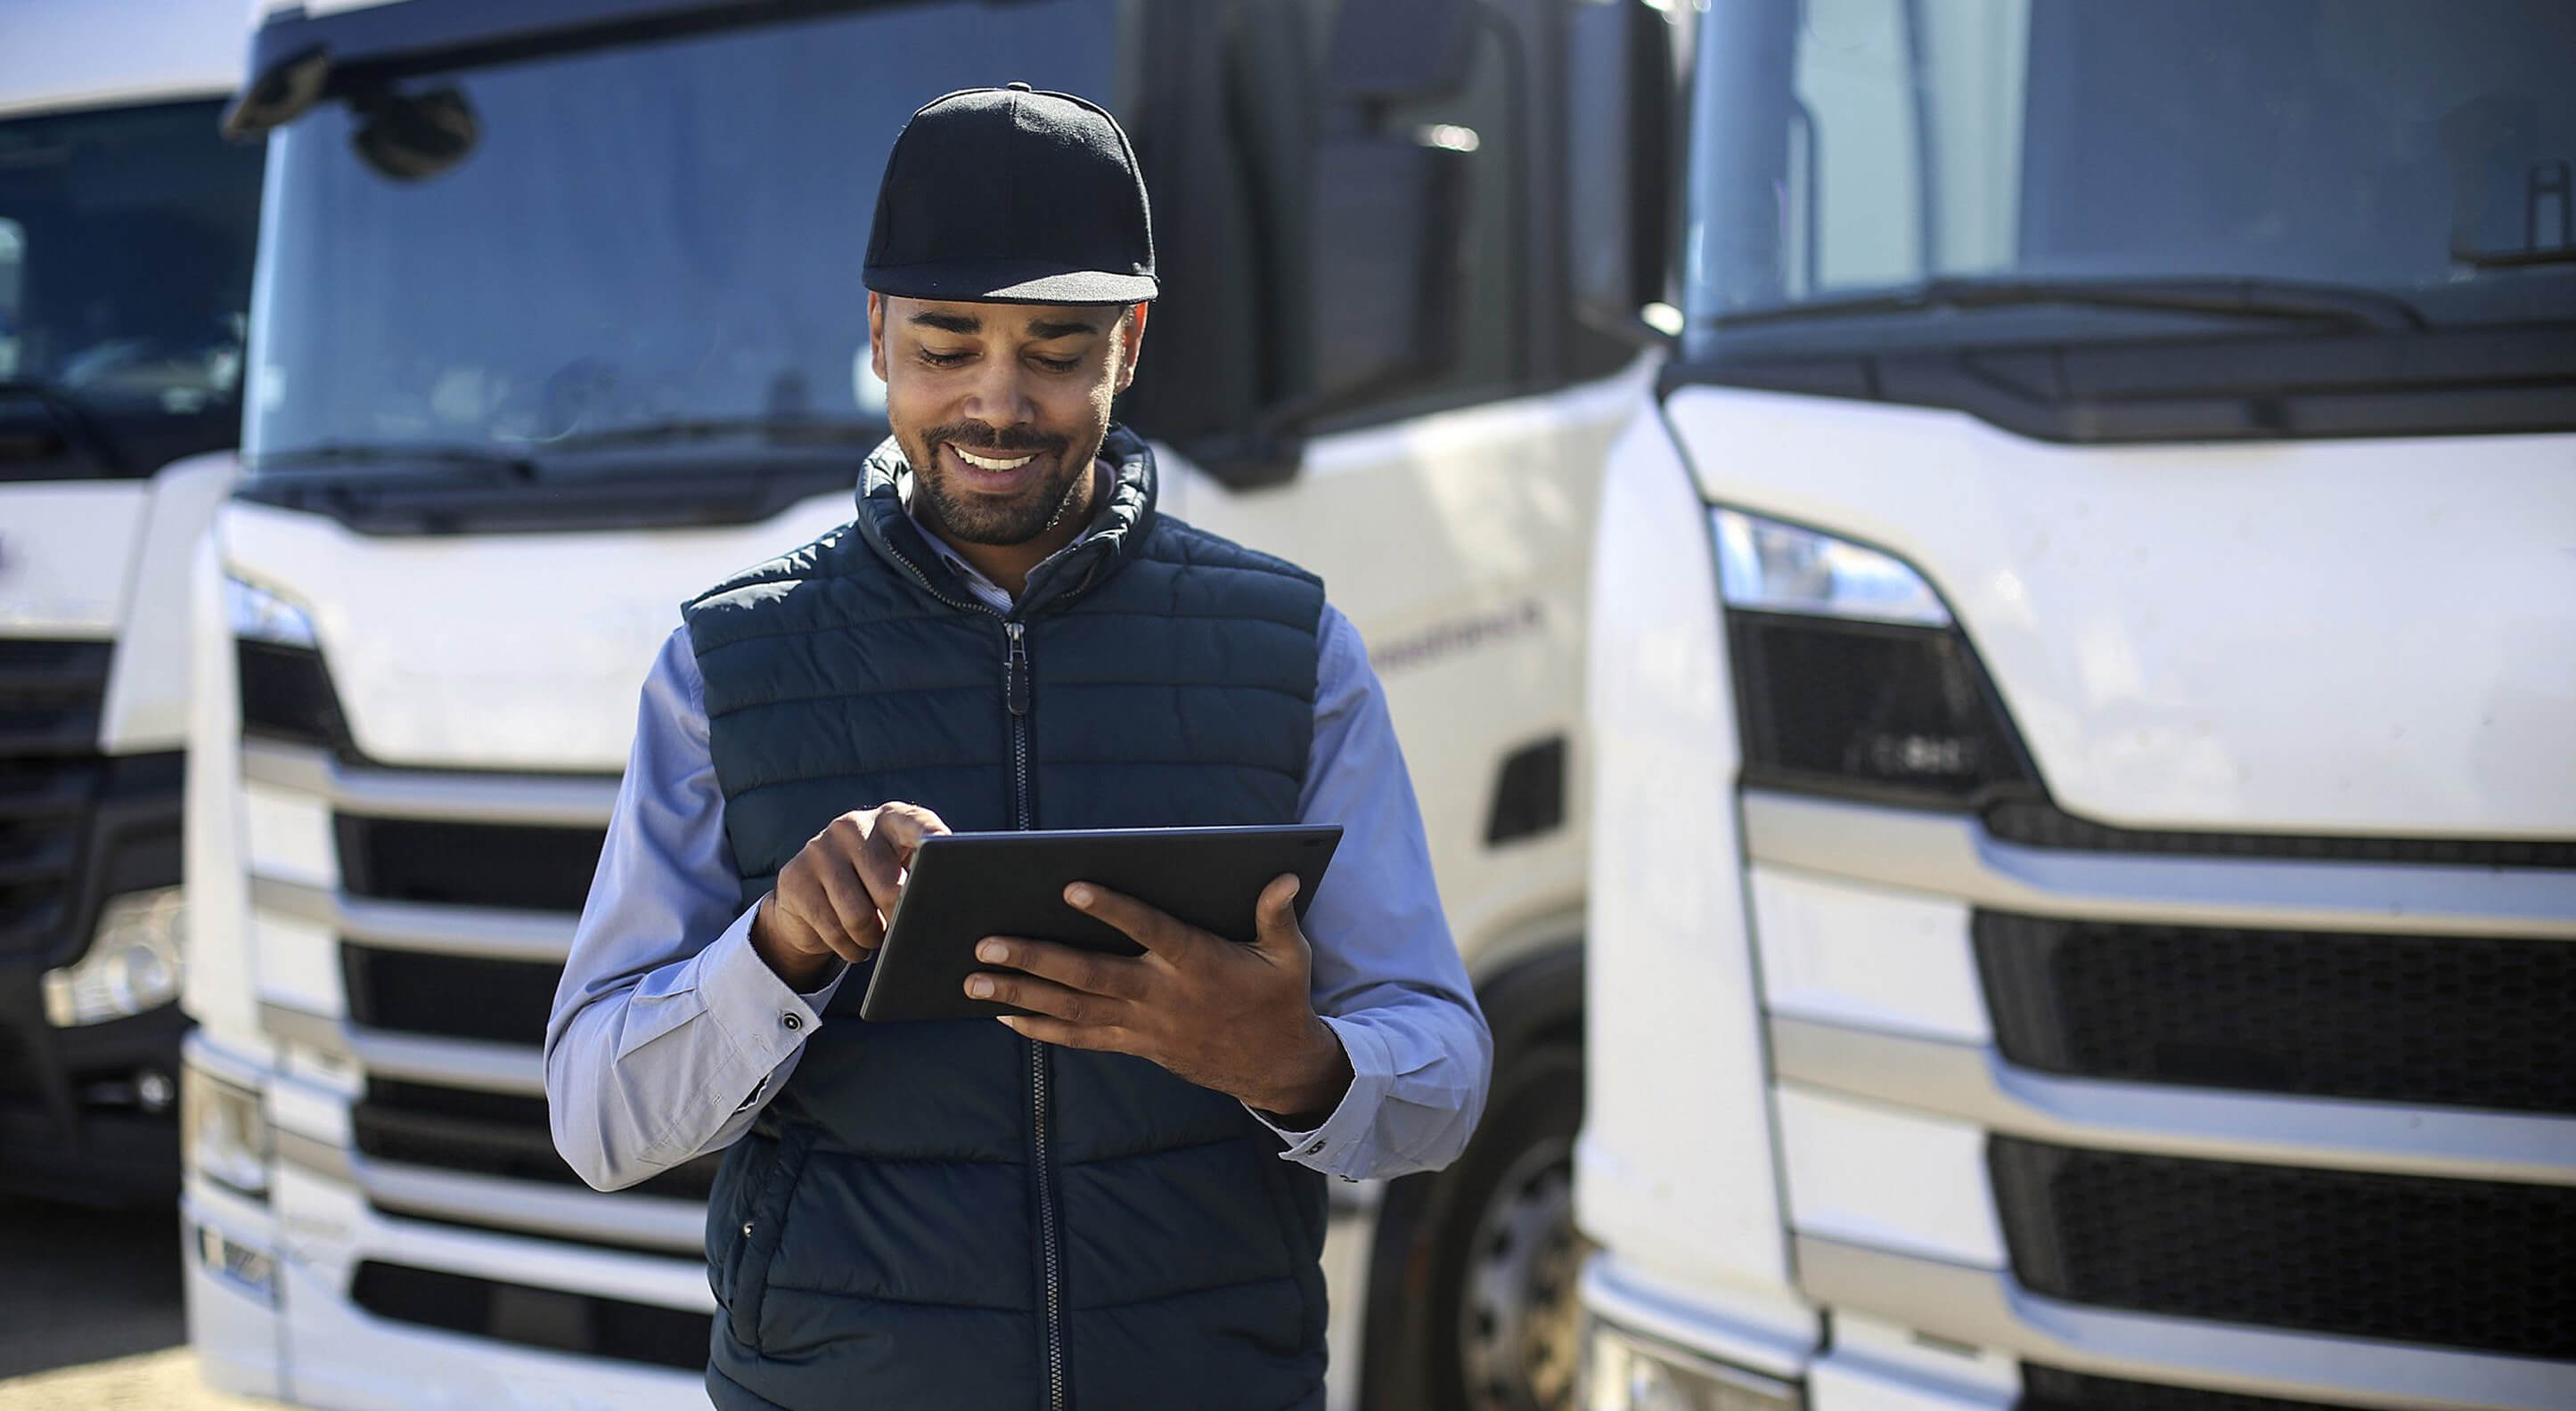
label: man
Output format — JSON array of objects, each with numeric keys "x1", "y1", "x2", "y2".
[{"x1": 545, "y1": 85, "x2": 1490, "y2": 1410}]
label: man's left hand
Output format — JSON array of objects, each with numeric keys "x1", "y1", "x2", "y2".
[{"x1": 967, "y1": 874, "x2": 1353, "y2": 1123}]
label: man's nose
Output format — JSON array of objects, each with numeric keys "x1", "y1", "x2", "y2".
[{"x1": 959, "y1": 355, "x2": 1039, "y2": 428}]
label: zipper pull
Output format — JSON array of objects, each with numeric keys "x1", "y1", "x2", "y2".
[{"x1": 1005, "y1": 621, "x2": 1029, "y2": 717}]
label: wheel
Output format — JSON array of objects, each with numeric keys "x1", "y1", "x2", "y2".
[{"x1": 1361, "y1": 1043, "x2": 1590, "y2": 1411}]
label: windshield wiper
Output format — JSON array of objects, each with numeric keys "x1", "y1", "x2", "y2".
[
  {"x1": 254, "y1": 441, "x2": 537, "y2": 477},
  {"x1": 1712, "y1": 276, "x2": 2426, "y2": 333},
  {"x1": 534, "y1": 417, "x2": 885, "y2": 453},
  {"x1": 0, "y1": 379, "x2": 119, "y2": 469}
]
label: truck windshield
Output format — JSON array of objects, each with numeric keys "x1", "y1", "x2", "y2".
[
  {"x1": 1683, "y1": 0, "x2": 2576, "y2": 349},
  {"x1": 245, "y1": 0, "x2": 1114, "y2": 473},
  {"x1": 0, "y1": 99, "x2": 262, "y2": 480}
]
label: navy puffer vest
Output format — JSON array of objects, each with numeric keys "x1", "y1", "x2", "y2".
[{"x1": 682, "y1": 428, "x2": 1330, "y2": 1410}]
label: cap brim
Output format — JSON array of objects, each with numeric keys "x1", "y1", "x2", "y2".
[{"x1": 865, "y1": 259, "x2": 1157, "y2": 306}]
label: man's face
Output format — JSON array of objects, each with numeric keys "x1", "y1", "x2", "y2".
[{"x1": 869, "y1": 293, "x2": 1148, "y2": 547}]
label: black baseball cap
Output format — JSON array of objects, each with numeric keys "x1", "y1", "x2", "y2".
[{"x1": 863, "y1": 84, "x2": 1157, "y2": 306}]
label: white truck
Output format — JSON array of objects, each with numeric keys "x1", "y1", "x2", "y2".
[
  {"x1": 0, "y1": 0, "x2": 263, "y2": 1207},
  {"x1": 1579, "y1": 4, "x2": 2575, "y2": 1411},
  {"x1": 183, "y1": 0, "x2": 1681, "y2": 1405}
]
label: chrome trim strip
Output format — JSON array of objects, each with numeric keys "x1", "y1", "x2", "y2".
[
  {"x1": 1579, "y1": 1251, "x2": 1819, "y2": 1382},
  {"x1": 356, "y1": 1156, "x2": 706, "y2": 1257},
  {"x1": 241, "y1": 739, "x2": 619, "y2": 828},
  {"x1": 258, "y1": 1000, "x2": 347, "y2": 1056},
  {"x1": 1794, "y1": 1236, "x2": 2576, "y2": 1411},
  {"x1": 1770, "y1": 1015, "x2": 2576, "y2": 1187},
  {"x1": 251, "y1": 875, "x2": 577, "y2": 962},
  {"x1": 348, "y1": 1029, "x2": 545, "y2": 1097},
  {"x1": 1741, "y1": 791, "x2": 2576, "y2": 939},
  {"x1": 260, "y1": 1003, "x2": 545, "y2": 1097},
  {"x1": 274, "y1": 1127, "x2": 355, "y2": 1182}
]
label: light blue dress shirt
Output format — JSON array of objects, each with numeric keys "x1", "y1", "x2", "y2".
[{"x1": 544, "y1": 534, "x2": 1492, "y2": 1192}]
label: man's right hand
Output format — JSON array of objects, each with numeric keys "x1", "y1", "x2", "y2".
[{"x1": 750, "y1": 803, "x2": 950, "y2": 991}]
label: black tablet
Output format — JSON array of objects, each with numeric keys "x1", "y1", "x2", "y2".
[{"x1": 857, "y1": 824, "x2": 1344, "y2": 1023}]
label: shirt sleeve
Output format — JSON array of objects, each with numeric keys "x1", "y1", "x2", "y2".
[
  {"x1": 1249, "y1": 605, "x2": 1493, "y2": 1180},
  {"x1": 544, "y1": 625, "x2": 846, "y2": 1193}
]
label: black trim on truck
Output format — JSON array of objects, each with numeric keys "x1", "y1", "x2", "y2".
[
  {"x1": 0, "y1": 638, "x2": 185, "y2": 1203},
  {"x1": 1664, "y1": 322, "x2": 2576, "y2": 444}
]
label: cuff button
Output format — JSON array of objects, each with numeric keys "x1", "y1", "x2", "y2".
[{"x1": 782, "y1": 1012, "x2": 804, "y2": 1032}]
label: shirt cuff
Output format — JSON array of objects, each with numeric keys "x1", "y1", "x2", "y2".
[
  {"x1": 696, "y1": 903, "x2": 846, "y2": 1062},
  {"x1": 1248, "y1": 1015, "x2": 1394, "y2": 1179}
]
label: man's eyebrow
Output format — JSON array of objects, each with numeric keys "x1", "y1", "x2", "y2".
[
  {"x1": 1025, "y1": 316, "x2": 1107, "y2": 340},
  {"x1": 909, "y1": 311, "x2": 982, "y2": 334}
]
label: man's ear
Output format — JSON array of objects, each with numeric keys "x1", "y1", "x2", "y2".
[
  {"x1": 867, "y1": 293, "x2": 888, "y2": 384},
  {"x1": 1113, "y1": 302, "x2": 1150, "y2": 393}
]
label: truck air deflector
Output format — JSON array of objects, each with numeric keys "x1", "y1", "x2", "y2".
[{"x1": 1792, "y1": 1236, "x2": 2571, "y2": 1411}]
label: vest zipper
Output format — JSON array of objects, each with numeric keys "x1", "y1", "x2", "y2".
[
  {"x1": 881, "y1": 526, "x2": 1068, "y2": 1408},
  {"x1": 1004, "y1": 616, "x2": 1065, "y2": 1410}
]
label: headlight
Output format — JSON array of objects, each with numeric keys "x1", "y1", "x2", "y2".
[
  {"x1": 43, "y1": 887, "x2": 186, "y2": 1026},
  {"x1": 1715, "y1": 507, "x2": 2039, "y2": 808},
  {"x1": 1584, "y1": 1317, "x2": 1803, "y2": 1411},
  {"x1": 182, "y1": 1064, "x2": 272, "y2": 1201},
  {"x1": 1715, "y1": 509, "x2": 1950, "y2": 626},
  {"x1": 225, "y1": 573, "x2": 318, "y2": 648}
]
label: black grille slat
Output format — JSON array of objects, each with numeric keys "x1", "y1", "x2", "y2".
[
  {"x1": 1975, "y1": 912, "x2": 2576, "y2": 1114},
  {"x1": 336, "y1": 815, "x2": 607, "y2": 914},
  {"x1": 356, "y1": 1080, "x2": 716, "y2": 1202},
  {"x1": 1981, "y1": 799, "x2": 2576, "y2": 870},
  {"x1": 0, "y1": 640, "x2": 113, "y2": 696},
  {"x1": 349, "y1": 1261, "x2": 709, "y2": 1370},
  {"x1": 2017, "y1": 1366, "x2": 2352, "y2": 1411},
  {"x1": 342, "y1": 944, "x2": 562, "y2": 1045},
  {"x1": 0, "y1": 708, "x2": 101, "y2": 757},
  {"x1": 0, "y1": 647, "x2": 111, "y2": 957},
  {"x1": 1991, "y1": 1139, "x2": 2576, "y2": 1358}
]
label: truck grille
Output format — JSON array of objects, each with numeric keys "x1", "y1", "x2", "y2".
[
  {"x1": 349, "y1": 1260, "x2": 708, "y2": 1371},
  {"x1": 354, "y1": 1079, "x2": 717, "y2": 1203},
  {"x1": 341, "y1": 944, "x2": 561, "y2": 1046},
  {"x1": 1990, "y1": 1139, "x2": 2576, "y2": 1358},
  {"x1": 0, "y1": 641, "x2": 111, "y2": 958},
  {"x1": 2017, "y1": 1366, "x2": 2349, "y2": 1411},
  {"x1": 1975, "y1": 912, "x2": 2576, "y2": 1114},
  {"x1": 336, "y1": 815, "x2": 605, "y2": 914},
  {"x1": 1980, "y1": 798, "x2": 2576, "y2": 869}
]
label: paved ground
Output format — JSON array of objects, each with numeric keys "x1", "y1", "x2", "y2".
[{"x1": 0, "y1": 1197, "x2": 280, "y2": 1409}]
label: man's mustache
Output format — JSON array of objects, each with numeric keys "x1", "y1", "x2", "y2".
[{"x1": 926, "y1": 422, "x2": 1068, "y2": 456}]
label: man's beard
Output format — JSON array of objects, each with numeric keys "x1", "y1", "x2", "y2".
[{"x1": 906, "y1": 420, "x2": 1098, "y2": 546}]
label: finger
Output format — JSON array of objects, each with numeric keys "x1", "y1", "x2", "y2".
[
  {"x1": 773, "y1": 885, "x2": 870, "y2": 966},
  {"x1": 976, "y1": 936, "x2": 1148, "y2": 999},
  {"x1": 815, "y1": 861, "x2": 887, "y2": 954},
  {"x1": 965, "y1": 969, "x2": 1129, "y2": 1027},
  {"x1": 994, "y1": 1013, "x2": 1133, "y2": 1054},
  {"x1": 870, "y1": 803, "x2": 952, "y2": 868},
  {"x1": 1063, "y1": 882, "x2": 1203, "y2": 961},
  {"x1": 1250, "y1": 873, "x2": 1306, "y2": 961},
  {"x1": 850, "y1": 822, "x2": 908, "y2": 919}
]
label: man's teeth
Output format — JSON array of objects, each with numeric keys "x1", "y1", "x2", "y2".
[{"x1": 954, "y1": 447, "x2": 1036, "y2": 471}]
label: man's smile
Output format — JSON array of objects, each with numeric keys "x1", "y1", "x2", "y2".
[{"x1": 952, "y1": 446, "x2": 1037, "y2": 472}]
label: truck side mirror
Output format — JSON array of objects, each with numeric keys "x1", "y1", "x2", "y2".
[{"x1": 1569, "y1": 0, "x2": 1679, "y2": 345}]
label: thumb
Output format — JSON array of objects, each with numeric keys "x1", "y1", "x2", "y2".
[{"x1": 1253, "y1": 873, "x2": 1306, "y2": 958}]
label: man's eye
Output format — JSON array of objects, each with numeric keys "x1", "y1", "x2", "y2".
[
  {"x1": 1032, "y1": 355, "x2": 1080, "y2": 373},
  {"x1": 918, "y1": 348, "x2": 971, "y2": 367}
]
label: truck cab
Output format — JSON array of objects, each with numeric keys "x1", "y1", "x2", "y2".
[
  {"x1": 183, "y1": 1, "x2": 1674, "y2": 1405},
  {"x1": 0, "y1": 0, "x2": 263, "y2": 1207},
  {"x1": 1581, "y1": 4, "x2": 2575, "y2": 1411}
]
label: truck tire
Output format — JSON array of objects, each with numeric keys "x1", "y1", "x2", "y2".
[{"x1": 1360, "y1": 1042, "x2": 1589, "y2": 1411}]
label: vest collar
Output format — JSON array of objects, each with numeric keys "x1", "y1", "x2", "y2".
[{"x1": 853, "y1": 424, "x2": 1158, "y2": 617}]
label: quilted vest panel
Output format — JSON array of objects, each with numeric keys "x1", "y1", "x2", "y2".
[{"x1": 683, "y1": 429, "x2": 1330, "y2": 1411}]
